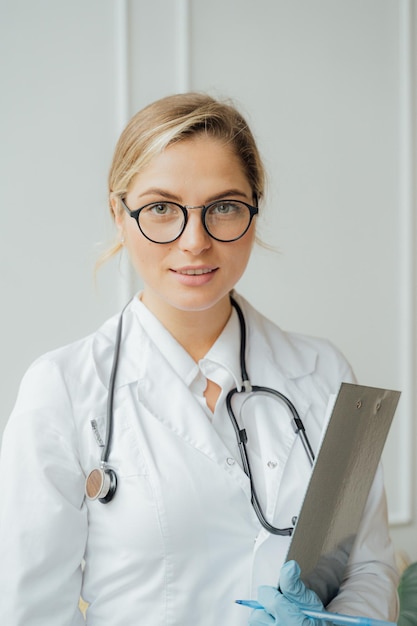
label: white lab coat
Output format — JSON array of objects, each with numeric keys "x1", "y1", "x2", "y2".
[{"x1": 0, "y1": 294, "x2": 398, "y2": 625}]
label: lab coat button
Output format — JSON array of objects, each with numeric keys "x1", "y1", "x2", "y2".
[
  {"x1": 226, "y1": 457, "x2": 235, "y2": 466},
  {"x1": 267, "y1": 460, "x2": 277, "y2": 469}
]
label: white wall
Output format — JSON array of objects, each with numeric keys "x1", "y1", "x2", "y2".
[{"x1": 1, "y1": 0, "x2": 416, "y2": 559}]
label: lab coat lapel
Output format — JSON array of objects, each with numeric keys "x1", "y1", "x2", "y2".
[
  {"x1": 92, "y1": 303, "x2": 252, "y2": 497},
  {"x1": 134, "y1": 335, "x2": 252, "y2": 497},
  {"x1": 92, "y1": 305, "x2": 146, "y2": 390}
]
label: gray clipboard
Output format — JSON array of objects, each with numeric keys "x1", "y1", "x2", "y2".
[{"x1": 285, "y1": 382, "x2": 400, "y2": 605}]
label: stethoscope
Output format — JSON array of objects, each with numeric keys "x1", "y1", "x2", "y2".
[{"x1": 85, "y1": 295, "x2": 315, "y2": 536}]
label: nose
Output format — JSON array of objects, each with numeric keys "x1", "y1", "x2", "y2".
[{"x1": 177, "y1": 208, "x2": 211, "y2": 254}]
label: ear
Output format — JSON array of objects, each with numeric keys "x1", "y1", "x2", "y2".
[
  {"x1": 110, "y1": 197, "x2": 126, "y2": 247},
  {"x1": 111, "y1": 196, "x2": 124, "y2": 229}
]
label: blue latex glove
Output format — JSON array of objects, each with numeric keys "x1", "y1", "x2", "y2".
[{"x1": 248, "y1": 560, "x2": 327, "y2": 626}]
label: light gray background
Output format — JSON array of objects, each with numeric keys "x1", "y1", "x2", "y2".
[{"x1": 1, "y1": 0, "x2": 416, "y2": 560}]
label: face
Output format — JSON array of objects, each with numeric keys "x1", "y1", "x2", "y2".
[{"x1": 114, "y1": 134, "x2": 256, "y2": 322}]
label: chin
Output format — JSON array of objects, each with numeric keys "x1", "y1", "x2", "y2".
[{"x1": 169, "y1": 292, "x2": 231, "y2": 314}]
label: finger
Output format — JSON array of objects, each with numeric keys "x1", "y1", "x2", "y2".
[
  {"x1": 275, "y1": 597, "x2": 316, "y2": 626},
  {"x1": 248, "y1": 608, "x2": 276, "y2": 625},
  {"x1": 279, "y1": 561, "x2": 322, "y2": 608},
  {"x1": 256, "y1": 588, "x2": 315, "y2": 626},
  {"x1": 257, "y1": 585, "x2": 282, "y2": 617}
]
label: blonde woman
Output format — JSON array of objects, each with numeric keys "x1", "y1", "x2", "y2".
[{"x1": 0, "y1": 93, "x2": 398, "y2": 625}]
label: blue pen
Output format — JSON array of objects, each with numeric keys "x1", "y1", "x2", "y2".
[{"x1": 235, "y1": 600, "x2": 396, "y2": 626}]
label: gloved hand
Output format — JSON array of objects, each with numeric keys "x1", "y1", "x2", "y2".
[{"x1": 248, "y1": 560, "x2": 326, "y2": 626}]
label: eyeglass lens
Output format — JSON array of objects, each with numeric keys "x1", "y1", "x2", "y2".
[{"x1": 138, "y1": 200, "x2": 253, "y2": 243}]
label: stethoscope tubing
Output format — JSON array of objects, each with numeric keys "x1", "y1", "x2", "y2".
[
  {"x1": 101, "y1": 302, "x2": 129, "y2": 467},
  {"x1": 227, "y1": 295, "x2": 315, "y2": 536},
  {"x1": 97, "y1": 295, "x2": 315, "y2": 535},
  {"x1": 226, "y1": 384, "x2": 314, "y2": 536}
]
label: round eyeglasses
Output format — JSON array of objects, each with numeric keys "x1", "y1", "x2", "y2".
[{"x1": 120, "y1": 198, "x2": 259, "y2": 244}]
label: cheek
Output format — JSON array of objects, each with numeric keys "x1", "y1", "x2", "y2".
[
  {"x1": 223, "y1": 245, "x2": 253, "y2": 285},
  {"x1": 231, "y1": 231, "x2": 256, "y2": 266},
  {"x1": 125, "y1": 234, "x2": 170, "y2": 274}
]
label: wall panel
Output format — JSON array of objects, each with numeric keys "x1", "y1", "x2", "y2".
[{"x1": 0, "y1": 0, "x2": 120, "y2": 422}]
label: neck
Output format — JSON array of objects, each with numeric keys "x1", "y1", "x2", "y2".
[{"x1": 140, "y1": 293, "x2": 233, "y2": 362}]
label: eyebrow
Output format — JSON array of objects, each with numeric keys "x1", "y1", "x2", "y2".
[{"x1": 135, "y1": 188, "x2": 250, "y2": 204}]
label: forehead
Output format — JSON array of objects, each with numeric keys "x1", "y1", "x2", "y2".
[{"x1": 129, "y1": 134, "x2": 252, "y2": 199}]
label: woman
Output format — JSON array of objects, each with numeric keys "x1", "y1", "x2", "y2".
[{"x1": 0, "y1": 93, "x2": 398, "y2": 625}]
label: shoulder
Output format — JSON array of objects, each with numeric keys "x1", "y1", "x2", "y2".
[
  {"x1": 13, "y1": 310, "x2": 122, "y2": 412},
  {"x1": 12, "y1": 297, "x2": 149, "y2": 415},
  {"x1": 24, "y1": 332, "x2": 96, "y2": 390}
]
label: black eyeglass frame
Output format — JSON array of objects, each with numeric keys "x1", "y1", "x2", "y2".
[{"x1": 120, "y1": 197, "x2": 259, "y2": 244}]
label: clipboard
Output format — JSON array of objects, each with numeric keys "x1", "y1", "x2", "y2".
[{"x1": 285, "y1": 382, "x2": 400, "y2": 605}]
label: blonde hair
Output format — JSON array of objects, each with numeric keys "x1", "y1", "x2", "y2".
[{"x1": 106, "y1": 92, "x2": 266, "y2": 260}]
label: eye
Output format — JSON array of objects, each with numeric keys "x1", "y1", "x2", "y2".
[
  {"x1": 148, "y1": 203, "x2": 173, "y2": 215},
  {"x1": 209, "y1": 201, "x2": 244, "y2": 216},
  {"x1": 140, "y1": 202, "x2": 182, "y2": 219}
]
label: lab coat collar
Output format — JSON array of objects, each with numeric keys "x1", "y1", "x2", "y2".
[
  {"x1": 130, "y1": 295, "x2": 242, "y2": 392},
  {"x1": 92, "y1": 297, "x2": 149, "y2": 390},
  {"x1": 130, "y1": 296, "x2": 200, "y2": 388},
  {"x1": 92, "y1": 292, "x2": 318, "y2": 391},
  {"x1": 198, "y1": 305, "x2": 242, "y2": 391},
  {"x1": 231, "y1": 293, "x2": 318, "y2": 381}
]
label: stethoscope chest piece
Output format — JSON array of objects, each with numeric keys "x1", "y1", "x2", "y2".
[{"x1": 85, "y1": 467, "x2": 117, "y2": 503}]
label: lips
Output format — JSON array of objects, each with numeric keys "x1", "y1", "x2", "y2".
[
  {"x1": 174, "y1": 266, "x2": 217, "y2": 275},
  {"x1": 175, "y1": 267, "x2": 215, "y2": 275},
  {"x1": 172, "y1": 266, "x2": 218, "y2": 285}
]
